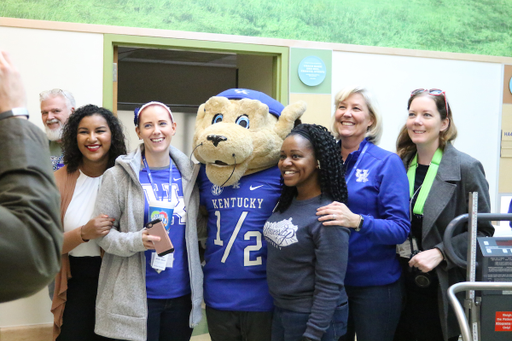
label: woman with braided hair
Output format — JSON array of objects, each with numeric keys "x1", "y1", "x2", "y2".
[
  {"x1": 316, "y1": 86, "x2": 410, "y2": 341},
  {"x1": 263, "y1": 123, "x2": 350, "y2": 341}
]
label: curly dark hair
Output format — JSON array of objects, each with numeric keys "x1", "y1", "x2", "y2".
[
  {"x1": 62, "y1": 104, "x2": 127, "y2": 173},
  {"x1": 275, "y1": 124, "x2": 348, "y2": 213}
]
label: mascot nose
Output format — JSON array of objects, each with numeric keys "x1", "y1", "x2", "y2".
[{"x1": 207, "y1": 134, "x2": 227, "y2": 147}]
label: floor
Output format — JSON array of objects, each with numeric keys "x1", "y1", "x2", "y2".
[
  {"x1": 190, "y1": 307, "x2": 211, "y2": 341},
  {"x1": 191, "y1": 334, "x2": 211, "y2": 341}
]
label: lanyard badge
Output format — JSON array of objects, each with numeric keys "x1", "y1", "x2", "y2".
[
  {"x1": 406, "y1": 148, "x2": 443, "y2": 216},
  {"x1": 143, "y1": 157, "x2": 177, "y2": 272},
  {"x1": 143, "y1": 157, "x2": 176, "y2": 231}
]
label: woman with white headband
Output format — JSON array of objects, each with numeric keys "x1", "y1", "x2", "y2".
[{"x1": 92, "y1": 102, "x2": 203, "y2": 341}]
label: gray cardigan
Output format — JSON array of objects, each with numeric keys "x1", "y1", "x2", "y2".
[
  {"x1": 404, "y1": 142, "x2": 494, "y2": 340},
  {"x1": 93, "y1": 145, "x2": 204, "y2": 341}
]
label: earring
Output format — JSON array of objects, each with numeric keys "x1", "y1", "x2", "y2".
[{"x1": 317, "y1": 160, "x2": 321, "y2": 169}]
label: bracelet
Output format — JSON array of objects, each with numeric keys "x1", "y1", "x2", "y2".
[
  {"x1": 0, "y1": 108, "x2": 29, "y2": 120},
  {"x1": 355, "y1": 215, "x2": 364, "y2": 232},
  {"x1": 80, "y1": 226, "x2": 89, "y2": 242}
]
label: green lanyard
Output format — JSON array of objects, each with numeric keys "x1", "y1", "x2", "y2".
[{"x1": 407, "y1": 148, "x2": 443, "y2": 215}]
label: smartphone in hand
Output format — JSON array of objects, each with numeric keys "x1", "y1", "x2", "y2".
[{"x1": 145, "y1": 219, "x2": 174, "y2": 257}]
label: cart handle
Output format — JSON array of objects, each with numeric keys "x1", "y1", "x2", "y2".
[
  {"x1": 443, "y1": 213, "x2": 512, "y2": 269},
  {"x1": 448, "y1": 281, "x2": 512, "y2": 341}
]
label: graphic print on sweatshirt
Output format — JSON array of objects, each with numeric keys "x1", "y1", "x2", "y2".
[
  {"x1": 263, "y1": 218, "x2": 298, "y2": 248},
  {"x1": 140, "y1": 167, "x2": 190, "y2": 299},
  {"x1": 141, "y1": 181, "x2": 186, "y2": 226}
]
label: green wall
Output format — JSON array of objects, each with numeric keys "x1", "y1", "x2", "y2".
[{"x1": 2, "y1": 0, "x2": 511, "y2": 57}]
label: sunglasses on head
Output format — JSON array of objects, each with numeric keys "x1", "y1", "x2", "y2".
[{"x1": 410, "y1": 88, "x2": 448, "y2": 114}]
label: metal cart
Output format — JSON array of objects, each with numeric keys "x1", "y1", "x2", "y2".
[{"x1": 443, "y1": 192, "x2": 512, "y2": 341}]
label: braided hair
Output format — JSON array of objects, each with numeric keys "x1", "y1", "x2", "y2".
[{"x1": 275, "y1": 124, "x2": 348, "y2": 213}]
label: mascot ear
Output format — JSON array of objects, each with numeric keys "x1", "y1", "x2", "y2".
[
  {"x1": 274, "y1": 101, "x2": 307, "y2": 140},
  {"x1": 195, "y1": 103, "x2": 206, "y2": 131}
]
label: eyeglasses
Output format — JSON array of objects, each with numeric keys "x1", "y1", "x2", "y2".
[{"x1": 410, "y1": 88, "x2": 448, "y2": 114}]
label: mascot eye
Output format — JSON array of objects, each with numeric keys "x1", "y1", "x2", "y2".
[
  {"x1": 212, "y1": 114, "x2": 223, "y2": 124},
  {"x1": 235, "y1": 115, "x2": 250, "y2": 129}
]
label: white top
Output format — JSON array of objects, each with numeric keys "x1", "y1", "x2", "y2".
[{"x1": 63, "y1": 170, "x2": 102, "y2": 257}]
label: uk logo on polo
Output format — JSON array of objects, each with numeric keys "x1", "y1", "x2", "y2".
[
  {"x1": 356, "y1": 169, "x2": 369, "y2": 183},
  {"x1": 263, "y1": 218, "x2": 298, "y2": 248}
]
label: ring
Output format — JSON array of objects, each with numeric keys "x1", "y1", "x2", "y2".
[{"x1": 332, "y1": 214, "x2": 336, "y2": 220}]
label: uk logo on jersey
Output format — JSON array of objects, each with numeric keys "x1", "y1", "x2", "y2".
[
  {"x1": 263, "y1": 218, "x2": 298, "y2": 247},
  {"x1": 211, "y1": 184, "x2": 224, "y2": 196},
  {"x1": 356, "y1": 169, "x2": 369, "y2": 183}
]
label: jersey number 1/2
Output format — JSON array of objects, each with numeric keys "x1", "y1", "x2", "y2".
[{"x1": 213, "y1": 210, "x2": 262, "y2": 266}]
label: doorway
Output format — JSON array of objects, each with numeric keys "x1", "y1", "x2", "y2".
[{"x1": 103, "y1": 34, "x2": 289, "y2": 155}]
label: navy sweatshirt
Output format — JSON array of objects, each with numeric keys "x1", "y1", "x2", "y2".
[{"x1": 264, "y1": 195, "x2": 350, "y2": 340}]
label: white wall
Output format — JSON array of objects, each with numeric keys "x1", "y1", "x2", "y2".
[
  {"x1": 117, "y1": 110, "x2": 197, "y2": 156},
  {"x1": 332, "y1": 51, "x2": 502, "y2": 211},
  {"x1": 0, "y1": 26, "x2": 104, "y2": 130},
  {"x1": 0, "y1": 26, "x2": 104, "y2": 327}
]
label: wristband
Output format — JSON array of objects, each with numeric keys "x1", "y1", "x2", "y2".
[
  {"x1": 0, "y1": 108, "x2": 29, "y2": 120},
  {"x1": 355, "y1": 215, "x2": 364, "y2": 232},
  {"x1": 80, "y1": 226, "x2": 89, "y2": 242}
]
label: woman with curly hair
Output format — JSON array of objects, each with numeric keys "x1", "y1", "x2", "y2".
[
  {"x1": 316, "y1": 86, "x2": 410, "y2": 341},
  {"x1": 263, "y1": 124, "x2": 350, "y2": 341},
  {"x1": 51, "y1": 104, "x2": 127, "y2": 341}
]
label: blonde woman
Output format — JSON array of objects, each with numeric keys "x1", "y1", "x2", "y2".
[{"x1": 316, "y1": 86, "x2": 410, "y2": 341}]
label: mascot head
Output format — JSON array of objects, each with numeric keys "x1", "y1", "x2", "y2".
[{"x1": 193, "y1": 88, "x2": 306, "y2": 187}]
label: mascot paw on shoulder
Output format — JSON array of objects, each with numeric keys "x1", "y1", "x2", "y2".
[{"x1": 193, "y1": 88, "x2": 306, "y2": 187}]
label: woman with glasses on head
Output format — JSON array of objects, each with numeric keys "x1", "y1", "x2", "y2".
[
  {"x1": 51, "y1": 105, "x2": 126, "y2": 341},
  {"x1": 92, "y1": 101, "x2": 203, "y2": 341},
  {"x1": 393, "y1": 89, "x2": 494, "y2": 341},
  {"x1": 316, "y1": 86, "x2": 410, "y2": 341}
]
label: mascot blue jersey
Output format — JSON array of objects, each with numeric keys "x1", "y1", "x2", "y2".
[{"x1": 199, "y1": 164, "x2": 281, "y2": 311}]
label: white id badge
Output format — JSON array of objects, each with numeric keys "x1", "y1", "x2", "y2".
[
  {"x1": 397, "y1": 241, "x2": 412, "y2": 258},
  {"x1": 397, "y1": 238, "x2": 419, "y2": 258},
  {"x1": 166, "y1": 252, "x2": 175, "y2": 268},
  {"x1": 151, "y1": 252, "x2": 169, "y2": 272}
]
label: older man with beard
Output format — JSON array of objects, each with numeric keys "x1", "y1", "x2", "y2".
[{"x1": 40, "y1": 88, "x2": 75, "y2": 170}]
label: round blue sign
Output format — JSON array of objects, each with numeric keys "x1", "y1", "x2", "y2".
[
  {"x1": 298, "y1": 56, "x2": 326, "y2": 87},
  {"x1": 509, "y1": 76, "x2": 512, "y2": 95}
]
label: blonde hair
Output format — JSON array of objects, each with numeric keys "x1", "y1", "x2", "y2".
[{"x1": 331, "y1": 86, "x2": 382, "y2": 144}]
